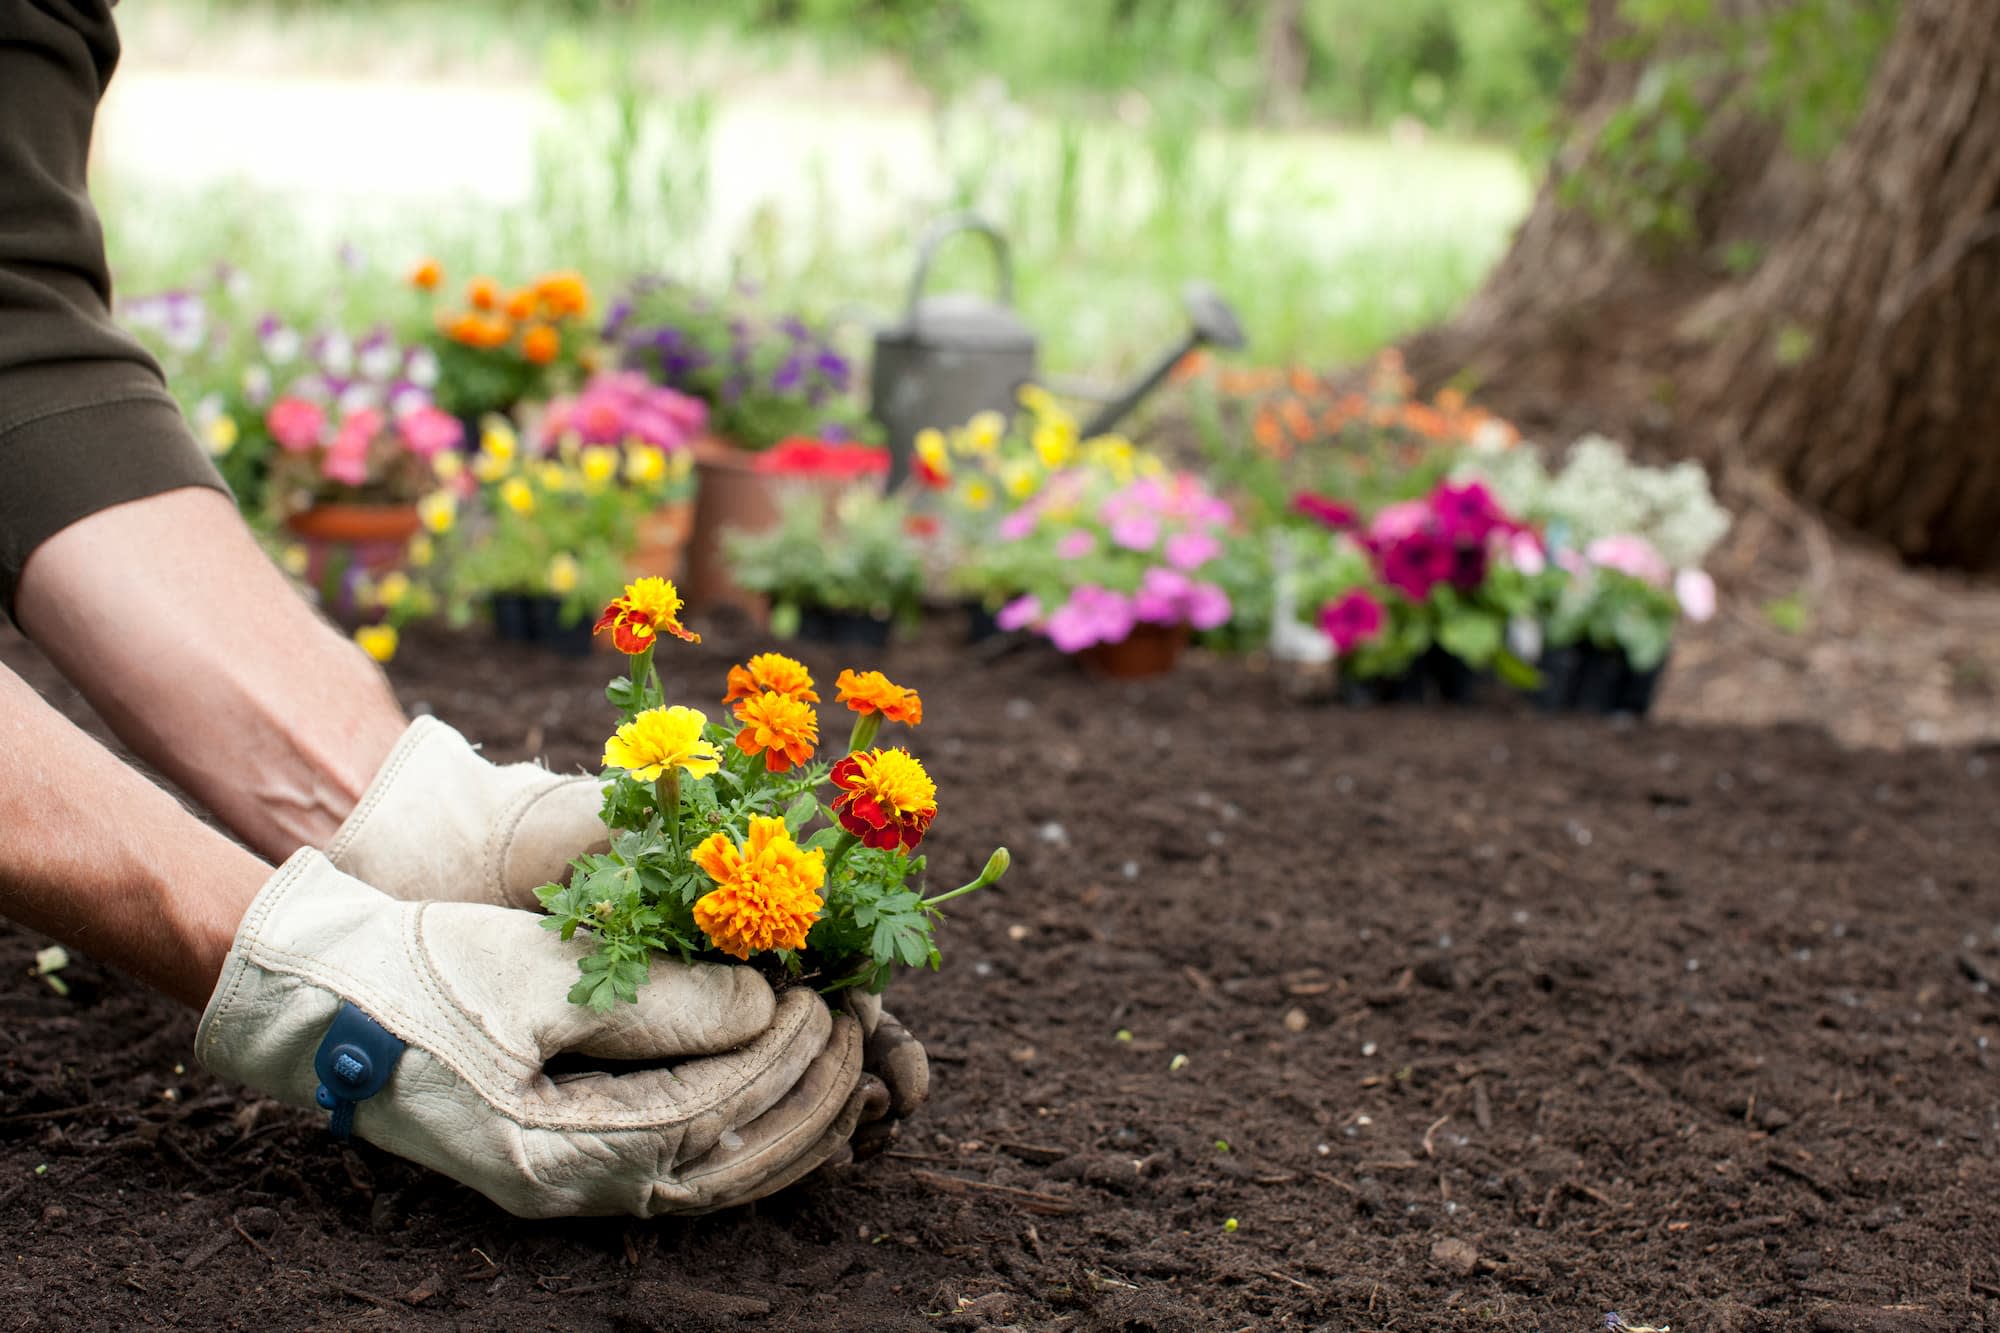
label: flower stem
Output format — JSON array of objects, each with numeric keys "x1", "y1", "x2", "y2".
[
  {"x1": 824, "y1": 831, "x2": 860, "y2": 877},
  {"x1": 627, "y1": 644, "x2": 656, "y2": 717},
  {"x1": 656, "y1": 771, "x2": 682, "y2": 859},
  {"x1": 922, "y1": 846, "x2": 1010, "y2": 908},
  {"x1": 846, "y1": 711, "x2": 881, "y2": 755}
]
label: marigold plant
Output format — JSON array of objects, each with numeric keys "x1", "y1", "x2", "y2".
[{"x1": 535, "y1": 581, "x2": 1009, "y2": 1010}]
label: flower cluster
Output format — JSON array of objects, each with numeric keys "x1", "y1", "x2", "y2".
[
  {"x1": 538, "y1": 370, "x2": 708, "y2": 455},
  {"x1": 414, "y1": 264, "x2": 595, "y2": 418},
  {"x1": 534, "y1": 582, "x2": 1008, "y2": 1010}
]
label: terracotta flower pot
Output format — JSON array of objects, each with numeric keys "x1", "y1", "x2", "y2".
[
  {"x1": 281, "y1": 502, "x2": 423, "y2": 626},
  {"x1": 626, "y1": 497, "x2": 697, "y2": 584},
  {"x1": 1079, "y1": 623, "x2": 1189, "y2": 680},
  {"x1": 682, "y1": 437, "x2": 779, "y2": 617}
]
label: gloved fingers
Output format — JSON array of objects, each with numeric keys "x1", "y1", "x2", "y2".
[
  {"x1": 498, "y1": 776, "x2": 611, "y2": 908},
  {"x1": 650, "y1": 1009, "x2": 864, "y2": 1214},
  {"x1": 539, "y1": 960, "x2": 776, "y2": 1060},
  {"x1": 842, "y1": 989, "x2": 883, "y2": 1040},
  {"x1": 704, "y1": 1083, "x2": 875, "y2": 1212},
  {"x1": 866, "y1": 1007, "x2": 930, "y2": 1118}
]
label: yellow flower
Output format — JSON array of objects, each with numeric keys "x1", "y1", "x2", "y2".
[
  {"x1": 1018, "y1": 383, "x2": 1056, "y2": 416},
  {"x1": 731, "y1": 690, "x2": 819, "y2": 773},
  {"x1": 407, "y1": 534, "x2": 435, "y2": 568},
  {"x1": 602, "y1": 705, "x2": 721, "y2": 781},
  {"x1": 580, "y1": 445, "x2": 619, "y2": 488},
  {"x1": 1002, "y1": 460, "x2": 1039, "y2": 500},
  {"x1": 500, "y1": 477, "x2": 536, "y2": 515},
  {"x1": 204, "y1": 414, "x2": 239, "y2": 456},
  {"x1": 480, "y1": 421, "x2": 517, "y2": 462},
  {"x1": 1135, "y1": 451, "x2": 1169, "y2": 479},
  {"x1": 471, "y1": 451, "x2": 510, "y2": 484},
  {"x1": 375, "y1": 571, "x2": 412, "y2": 609},
  {"x1": 538, "y1": 461, "x2": 570, "y2": 492},
  {"x1": 1032, "y1": 420, "x2": 1075, "y2": 469},
  {"x1": 432, "y1": 451, "x2": 465, "y2": 484},
  {"x1": 915, "y1": 428, "x2": 951, "y2": 479},
  {"x1": 418, "y1": 490, "x2": 457, "y2": 534},
  {"x1": 624, "y1": 444, "x2": 667, "y2": 486},
  {"x1": 279, "y1": 544, "x2": 310, "y2": 577},
  {"x1": 594, "y1": 575, "x2": 700, "y2": 651},
  {"x1": 963, "y1": 410, "x2": 1004, "y2": 455},
  {"x1": 547, "y1": 553, "x2": 579, "y2": 594},
  {"x1": 961, "y1": 478, "x2": 995, "y2": 511},
  {"x1": 690, "y1": 816, "x2": 826, "y2": 960},
  {"x1": 354, "y1": 624, "x2": 398, "y2": 663}
]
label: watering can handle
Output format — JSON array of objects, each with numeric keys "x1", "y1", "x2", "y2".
[{"x1": 904, "y1": 214, "x2": 1014, "y2": 318}]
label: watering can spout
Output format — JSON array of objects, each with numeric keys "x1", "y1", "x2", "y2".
[{"x1": 1079, "y1": 281, "x2": 1245, "y2": 439}]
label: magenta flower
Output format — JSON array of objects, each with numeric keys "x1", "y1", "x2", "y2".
[
  {"x1": 1045, "y1": 585, "x2": 1136, "y2": 652},
  {"x1": 1184, "y1": 580, "x2": 1232, "y2": 630},
  {"x1": 396, "y1": 405, "x2": 464, "y2": 458},
  {"x1": 267, "y1": 397, "x2": 326, "y2": 453},
  {"x1": 1132, "y1": 567, "x2": 1193, "y2": 624},
  {"x1": 1318, "y1": 590, "x2": 1386, "y2": 654},
  {"x1": 1056, "y1": 530, "x2": 1097, "y2": 560},
  {"x1": 995, "y1": 594, "x2": 1043, "y2": 632},
  {"x1": 1164, "y1": 530, "x2": 1222, "y2": 571},
  {"x1": 1291, "y1": 492, "x2": 1358, "y2": 531},
  {"x1": 1430, "y1": 480, "x2": 1505, "y2": 543},
  {"x1": 1368, "y1": 499, "x2": 1429, "y2": 544},
  {"x1": 1377, "y1": 530, "x2": 1457, "y2": 600},
  {"x1": 997, "y1": 509, "x2": 1039, "y2": 541},
  {"x1": 1109, "y1": 511, "x2": 1161, "y2": 551}
]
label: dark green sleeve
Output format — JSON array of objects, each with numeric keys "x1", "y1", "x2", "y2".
[{"x1": 0, "y1": 0, "x2": 228, "y2": 621}]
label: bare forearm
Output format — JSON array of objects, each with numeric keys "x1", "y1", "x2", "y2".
[
  {"x1": 0, "y1": 667, "x2": 269, "y2": 1007},
  {"x1": 13, "y1": 489, "x2": 407, "y2": 860}
]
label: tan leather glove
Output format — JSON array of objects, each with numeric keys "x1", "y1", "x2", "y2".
[
  {"x1": 326, "y1": 716, "x2": 603, "y2": 910},
  {"x1": 198, "y1": 849, "x2": 868, "y2": 1218},
  {"x1": 841, "y1": 991, "x2": 930, "y2": 1160}
]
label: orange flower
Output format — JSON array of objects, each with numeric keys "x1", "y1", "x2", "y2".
[
  {"x1": 723, "y1": 653, "x2": 819, "y2": 705},
  {"x1": 504, "y1": 288, "x2": 537, "y2": 322},
  {"x1": 445, "y1": 312, "x2": 512, "y2": 350},
  {"x1": 829, "y1": 748, "x2": 937, "y2": 853},
  {"x1": 408, "y1": 258, "x2": 443, "y2": 291},
  {"x1": 1288, "y1": 366, "x2": 1320, "y2": 398},
  {"x1": 1252, "y1": 407, "x2": 1282, "y2": 453},
  {"x1": 1280, "y1": 399, "x2": 1314, "y2": 440},
  {"x1": 1169, "y1": 348, "x2": 1212, "y2": 384},
  {"x1": 592, "y1": 576, "x2": 699, "y2": 653},
  {"x1": 732, "y1": 690, "x2": 819, "y2": 773},
  {"x1": 834, "y1": 668, "x2": 921, "y2": 725},
  {"x1": 467, "y1": 277, "x2": 501, "y2": 312},
  {"x1": 521, "y1": 323, "x2": 560, "y2": 366},
  {"x1": 690, "y1": 816, "x2": 825, "y2": 960},
  {"x1": 534, "y1": 271, "x2": 590, "y2": 318}
]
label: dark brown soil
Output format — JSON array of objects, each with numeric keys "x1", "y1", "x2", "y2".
[{"x1": 5, "y1": 619, "x2": 1999, "y2": 1331}]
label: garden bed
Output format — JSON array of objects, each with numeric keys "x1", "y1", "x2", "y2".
[{"x1": 4, "y1": 621, "x2": 1998, "y2": 1331}]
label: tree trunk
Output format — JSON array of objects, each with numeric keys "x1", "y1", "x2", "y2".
[
  {"x1": 1260, "y1": 0, "x2": 1308, "y2": 125},
  {"x1": 1405, "y1": 0, "x2": 2000, "y2": 572}
]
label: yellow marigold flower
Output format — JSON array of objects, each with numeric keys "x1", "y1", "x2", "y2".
[
  {"x1": 547, "y1": 553, "x2": 579, "y2": 594},
  {"x1": 829, "y1": 747, "x2": 937, "y2": 852},
  {"x1": 280, "y1": 544, "x2": 310, "y2": 577},
  {"x1": 580, "y1": 445, "x2": 619, "y2": 487},
  {"x1": 1001, "y1": 460, "x2": 1039, "y2": 500},
  {"x1": 961, "y1": 479, "x2": 995, "y2": 511},
  {"x1": 602, "y1": 704, "x2": 720, "y2": 781},
  {"x1": 418, "y1": 490, "x2": 457, "y2": 534},
  {"x1": 834, "y1": 668, "x2": 922, "y2": 725},
  {"x1": 375, "y1": 571, "x2": 412, "y2": 609},
  {"x1": 432, "y1": 451, "x2": 465, "y2": 484},
  {"x1": 407, "y1": 534, "x2": 435, "y2": 568},
  {"x1": 594, "y1": 575, "x2": 699, "y2": 651},
  {"x1": 354, "y1": 624, "x2": 398, "y2": 663},
  {"x1": 732, "y1": 690, "x2": 819, "y2": 773},
  {"x1": 1032, "y1": 420, "x2": 1075, "y2": 469},
  {"x1": 500, "y1": 477, "x2": 536, "y2": 515},
  {"x1": 205, "y1": 414, "x2": 239, "y2": 455},
  {"x1": 624, "y1": 443, "x2": 667, "y2": 486},
  {"x1": 963, "y1": 410, "x2": 1004, "y2": 455},
  {"x1": 690, "y1": 816, "x2": 825, "y2": 960},
  {"x1": 723, "y1": 652, "x2": 819, "y2": 705}
]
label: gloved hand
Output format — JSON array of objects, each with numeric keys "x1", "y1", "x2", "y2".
[
  {"x1": 841, "y1": 991, "x2": 930, "y2": 1161},
  {"x1": 326, "y1": 716, "x2": 603, "y2": 910},
  {"x1": 198, "y1": 849, "x2": 868, "y2": 1217}
]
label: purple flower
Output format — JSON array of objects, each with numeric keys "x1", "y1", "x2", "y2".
[
  {"x1": 1377, "y1": 530, "x2": 1457, "y2": 600},
  {"x1": 1431, "y1": 480, "x2": 1506, "y2": 544},
  {"x1": 1045, "y1": 585, "x2": 1136, "y2": 653},
  {"x1": 995, "y1": 594, "x2": 1042, "y2": 632},
  {"x1": 779, "y1": 316, "x2": 810, "y2": 341},
  {"x1": 1318, "y1": 590, "x2": 1386, "y2": 654},
  {"x1": 814, "y1": 349, "x2": 850, "y2": 388},
  {"x1": 1164, "y1": 530, "x2": 1221, "y2": 571},
  {"x1": 770, "y1": 355, "x2": 805, "y2": 395},
  {"x1": 818, "y1": 420, "x2": 851, "y2": 444}
]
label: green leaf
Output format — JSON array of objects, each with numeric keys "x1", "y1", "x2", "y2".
[
  {"x1": 782, "y1": 791, "x2": 819, "y2": 834},
  {"x1": 1437, "y1": 610, "x2": 1502, "y2": 668},
  {"x1": 1493, "y1": 649, "x2": 1543, "y2": 690}
]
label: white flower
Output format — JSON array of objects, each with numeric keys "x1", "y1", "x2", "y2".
[
  {"x1": 241, "y1": 364, "x2": 272, "y2": 405},
  {"x1": 358, "y1": 341, "x2": 398, "y2": 382},
  {"x1": 1674, "y1": 568, "x2": 1717, "y2": 623},
  {"x1": 263, "y1": 327, "x2": 302, "y2": 366},
  {"x1": 405, "y1": 345, "x2": 439, "y2": 388},
  {"x1": 337, "y1": 382, "x2": 380, "y2": 415},
  {"x1": 318, "y1": 331, "x2": 354, "y2": 377}
]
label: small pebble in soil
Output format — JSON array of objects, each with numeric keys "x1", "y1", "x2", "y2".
[
  {"x1": 1006, "y1": 924, "x2": 1029, "y2": 941},
  {"x1": 1334, "y1": 774, "x2": 1355, "y2": 794},
  {"x1": 1512, "y1": 910, "x2": 1531, "y2": 925},
  {"x1": 1121, "y1": 861, "x2": 1139, "y2": 879},
  {"x1": 1685, "y1": 958, "x2": 1701, "y2": 972},
  {"x1": 1037, "y1": 822, "x2": 1068, "y2": 845},
  {"x1": 1282, "y1": 1008, "x2": 1309, "y2": 1033},
  {"x1": 1004, "y1": 698, "x2": 1033, "y2": 721},
  {"x1": 1361, "y1": 1042, "x2": 1378, "y2": 1057}
]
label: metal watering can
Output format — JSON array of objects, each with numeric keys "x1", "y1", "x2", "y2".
[{"x1": 869, "y1": 213, "x2": 1246, "y2": 486}]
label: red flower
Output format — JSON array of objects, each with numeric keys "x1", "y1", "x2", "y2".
[
  {"x1": 829, "y1": 748, "x2": 937, "y2": 853},
  {"x1": 1290, "y1": 491, "x2": 1357, "y2": 531},
  {"x1": 755, "y1": 437, "x2": 890, "y2": 479}
]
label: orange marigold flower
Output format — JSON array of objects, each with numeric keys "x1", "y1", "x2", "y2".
[
  {"x1": 1252, "y1": 407, "x2": 1282, "y2": 452},
  {"x1": 592, "y1": 576, "x2": 699, "y2": 653},
  {"x1": 445, "y1": 312, "x2": 512, "y2": 349},
  {"x1": 690, "y1": 816, "x2": 825, "y2": 960},
  {"x1": 834, "y1": 668, "x2": 922, "y2": 725},
  {"x1": 408, "y1": 258, "x2": 443, "y2": 291},
  {"x1": 521, "y1": 323, "x2": 560, "y2": 366},
  {"x1": 1281, "y1": 399, "x2": 1314, "y2": 440},
  {"x1": 504, "y1": 288, "x2": 537, "y2": 322},
  {"x1": 829, "y1": 747, "x2": 937, "y2": 853},
  {"x1": 732, "y1": 690, "x2": 819, "y2": 773},
  {"x1": 723, "y1": 653, "x2": 819, "y2": 705},
  {"x1": 467, "y1": 277, "x2": 501, "y2": 312},
  {"x1": 534, "y1": 271, "x2": 591, "y2": 318}
]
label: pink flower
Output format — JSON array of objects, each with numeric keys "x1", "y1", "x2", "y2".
[
  {"x1": 1368, "y1": 500, "x2": 1430, "y2": 544},
  {"x1": 396, "y1": 405, "x2": 463, "y2": 458},
  {"x1": 1132, "y1": 567, "x2": 1193, "y2": 624},
  {"x1": 1506, "y1": 529, "x2": 1546, "y2": 575},
  {"x1": 320, "y1": 408, "x2": 381, "y2": 487},
  {"x1": 995, "y1": 594, "x2": 1043, "y2": 632},
  {"x1": 1376, "y1": 530, "x2": 1457, "y2": 600},
  {"x1": 1430, "y1": 480, "x2": 1506, "y2": 543},
  {"x1": 1056, "y1": 530, "x2": 1097, "y2": 560},
  {"x1": 997, "y1": 509, "x2": 1039, "y2": 541},
  {"x1": 267, "y1": 397, "x2": 326, "y2": 453},
  {"x1": 1586, "y1": 534, "x2": 1671, "y2": 586},
  {"x1": 1164, "y1": 530, "x2": 1221, "y2": 571},
  {"x1": 1674, "y1": 568, "x2": 1716, "y2": 622},
  {"x1": 1109, "y1": 512, "x2": 1161, "y2": 552},
  {"x1": 1318, "y1": 589, "x2": 1386, "y2": 654},
  {"x1": 1184, "y1": 580, "x2": 1232, "y2": 630},
  {"x1": 1045, "y1": 585, "x2": 1135, "y2": 653},
  {"x1": 1291, "y1": 492, "x2": 1358, "y2": 531}
]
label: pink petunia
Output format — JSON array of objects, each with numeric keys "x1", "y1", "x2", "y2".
[
  {"x1": 1045, "y1": 585, "x2": 1135, "y2": 653},
  {"x1": 995, "y1": 594, "x2": 1043, "y2": 632},
  {"x1": 1056, "y1": 530, "x2": 1097, "y2": 560},
  {"x1": 1506, "y1": 528, "x2": 1546, "y2": 575},
  {"x1": 1184, "y1": 580, "x2": 1232, "y2": 631},
  {"x1": 1164, "y1": 530, "x2": 1222, "y2": 571},
  {"x1": 1674, "y1": 568, "x2": 1717, "y2": 622},
  {"x1": 1318, "y1": 589, "x2": 1386, "y2": 654},
  {"x1": 267, "y1": 397, "x2": 326, "y2": 453},
  {"x1": 1132, "y1": 567, "x2": 1193, "y2": 625},
  {"x1": 1586, "y1": 533, "x2": 1671, "y2": 587},
  {"x1": 1291, "y1": 492, "x2": 1358, "y2": 531},
  {"x1": 396, "y1": 405, "x2": 464, "y2": 458},
  {"x1": 1368, "y1": 499, "x2": 1430, "y2": 544}
]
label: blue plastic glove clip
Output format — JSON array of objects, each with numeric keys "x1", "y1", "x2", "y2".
[{"x1": 312, "y1": 1002, "x2": 406, "y2": 1141}]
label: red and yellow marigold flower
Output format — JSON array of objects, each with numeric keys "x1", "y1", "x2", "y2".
[
  {"x1": 834, "y1": 669, "x2": 922, "y2": 726},
  {"x1": 601, "y1": 705, "x2": 721, "y2": 781},
  {"x1": 690, "y1": 816, "x2": 826, "y2": 959},
  {"x1": 732, "y1": 690, "x2": 819, "y2": 773},
  {"x1": 723, "y1": 653, "x2": 819, "y2": 706},
  {"x1": 593, "y1": 576, "x2": 699, "y2": 653},
  {"x1": 830, "y1": 747, "x2": 937, "y2": 852}
]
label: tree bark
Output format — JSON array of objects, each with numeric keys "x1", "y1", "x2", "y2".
[{"x1": 1405, "y1": 0, "x2": 2000, "y2": 572}]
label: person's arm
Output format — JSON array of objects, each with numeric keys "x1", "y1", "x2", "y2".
[{"x1": 0, "y1": 663, "x2": 266, "y2": 1007}]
